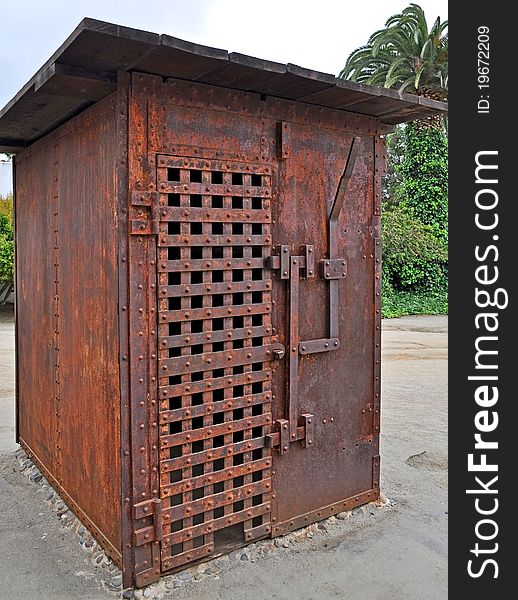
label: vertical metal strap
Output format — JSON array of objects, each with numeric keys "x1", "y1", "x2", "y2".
[
  {"x1": 277, "y1": 121, "x2": 291, "y2": 159},
  {"x1": 288, "y1": 256, "x2": 300, "y2": 440},
  {"x1": 128, "y1": 88, "x2": 161, "y2": 588},
  {"x1": 116, "y1": 70, "x2": 133, "y2": 590},
  {"x1": 373, "y1": 237, "x2": 382, "y2": 435}
]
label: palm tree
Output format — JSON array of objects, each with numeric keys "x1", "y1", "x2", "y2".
[
  {"x1": 342, "y1": 5, "x2": 448, "y2": 315},
  {"x1": 339, "y1": 3, "x2": 448, "y2": 108}
]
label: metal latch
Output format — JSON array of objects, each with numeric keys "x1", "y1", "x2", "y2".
[{"x1": 265, "y1": 137, "x2": 360, "y2": 454}]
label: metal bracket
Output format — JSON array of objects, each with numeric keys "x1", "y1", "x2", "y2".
[
  {"x1": 266, "y1": 414, "x2": 314, "y2": 451},
  {"x1": 280, "y1": 244, "x2": 290, "y2": 278},
  {"x1": 301, "y1": 414, "x2": 314, "y2": 448},
  {"x1": 130, "y1": 191, "x2": 160, "y2": 235},
  {"x1": 266, "y1": 243, "x2": 320, "y2": 452},
  {"x1": 278, "y1": 419, "x2": 290, "y2": 455},
  {"x1": 299, "y1": 338, "x2": 340, "y2": 355},
  {"x1": 305, "y1": 245, "x2": 315, "y2": 278},
  {"x1": 321, "y1": 258, "x2": 347, "y2": 280}
]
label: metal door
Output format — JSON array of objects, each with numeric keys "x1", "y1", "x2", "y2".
[
  {"x1": 153, "y1": 156, "x2": 282, "y2": 571},
  {"x1": 267, "y1": 126, "x2": 381, "y2": 535}
]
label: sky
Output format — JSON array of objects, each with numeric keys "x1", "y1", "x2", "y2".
[{"x1": 0, "y1": 0, "x2": 448, "y2": 192}]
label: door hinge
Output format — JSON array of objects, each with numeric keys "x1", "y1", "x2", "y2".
[
  {"x1": 129, "y1": 191, "x2": 160, "y2": 235},
  {"x1": 133, "y1": 497, "x2": 163, "y2": 546},
  {"x1": 133, "y1": 497, "x2": 162, "y2": 587},
  {"x1": 277, "y1": 121, "x2": 291, "y2": 159}
]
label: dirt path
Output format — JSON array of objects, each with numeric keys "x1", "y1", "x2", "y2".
[{"x1": 0, "y1": 310, "x2": 447, "y2": 599}]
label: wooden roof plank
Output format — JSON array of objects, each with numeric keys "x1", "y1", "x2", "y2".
[
  {"x1": 129, "y1": 35, "x2": 229, "y2": 80},
  {"x1": 34, "y1": 64, "x2": 116, "y2": 101},
  {"x1": 0, "y1": 18, "x2": 448, "y2": 152}
]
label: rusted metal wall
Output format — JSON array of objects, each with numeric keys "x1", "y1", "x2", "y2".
[
  {"x1": 15, "y1": 94, "x2": 122, "y2": 560},
  {"x1": 128, "y1": 73, "x2": 382, "y2": 583},
  {"x1": 15, "y1": 141, "x2": 58, "y2": 476},
  {"x1": 270, "y1": 124, "x2": 380, "y2": 532}
]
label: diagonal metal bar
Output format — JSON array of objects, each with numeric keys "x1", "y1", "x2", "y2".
[
  {"x1": 328, "y1": 136, "x2": 360, "y2": 338},
  {"x1": 328, "y1": 136, "x2": 361, "y2": 256}
]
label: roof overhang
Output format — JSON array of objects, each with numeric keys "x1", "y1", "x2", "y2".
[{"x1": 0, "y1": 18, "x2": 448, "y2": 153}]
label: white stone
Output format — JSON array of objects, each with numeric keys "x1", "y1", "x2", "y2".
[{"x1": 336, "y1": 511, "x2": 351, "y2": 520}]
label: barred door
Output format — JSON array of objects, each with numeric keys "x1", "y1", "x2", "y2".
[{"x1": 155, "y1": 156, "x2": 279, "y2": 571}]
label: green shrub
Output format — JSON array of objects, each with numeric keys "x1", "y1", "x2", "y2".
[
  {"x1": 0, "y1": 193, "x2": 13, "y2": 226},
  {"x1": 382, "y1": 285, "x2": 448, "y2": 318},
  {"x1": 0, "y1": 237, "x2": 14, "y2": 282},
  {"x1": 382, "y1": 205, "x2": 447, "y2": 293},
  {"x1": 398, "y1": 124, "x2": 448, "y2": 241},
  {"x1": 0, "y1": 195, "x2": 14, "y2": 282},
  {"x1": 381, "y1": 123, "x2": 448, "y2": 317}
]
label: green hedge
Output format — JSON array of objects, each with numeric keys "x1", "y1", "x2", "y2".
[
  {"x1": 0, "y1": 195, "x2": 14, "y2": 282},
  {"x1": 399, "y1": 125, "x2": 448, "y2": 241},
  {"x1": 381, "y1": 124, "x2": 448, "y2": 318},
  {"x1": 382, "y1": 205, "x2": 447, "y2": 293}
]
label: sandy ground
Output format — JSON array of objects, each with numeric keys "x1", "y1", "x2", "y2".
[{"x1": 0, "y1": 307, "x2": 447, "y2": 599}]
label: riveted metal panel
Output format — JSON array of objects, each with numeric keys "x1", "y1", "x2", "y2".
[
  {"x1": 267, "y1": 120, "x2": 380, "y2": 532},
  {"x1": 15, "y1": 94, "x2": 122, "y2": 562},
  {"x1": 15, "y1": 143, "x2": 58, "y2": 477}
]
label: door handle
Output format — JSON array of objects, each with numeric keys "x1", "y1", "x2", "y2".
[
  {"x1": 266, "y1": 136, "x2": 360, "y2": 453},
  {"x1": 272, "y1": 348, "x2": 285, "y2": 360},
  {"x1": 300, "y1": 135, "x2": 360, "y2": 351}
]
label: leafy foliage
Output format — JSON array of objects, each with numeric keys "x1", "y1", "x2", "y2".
[
  {"x1": 0, "y1": 194, "x2": 14, "y2": 282},
  {"x1": 340, "y1": 3, "x2": 449, "y2": 316},
  {"x1": 339, "y1": 3, "x2": 448, "y2": 98},
  {"x1": 399, "y1": 123, "x2": 448, "y2": 240},
  {"x1": 0, "y1": 193, "x2": 13, "y2": 224},
  {"x1": 382, "y1": 204, "x2": 447, "y2": 292},
  {"x1": 381, "y1": 125, "x2": 448, "y2": 317},
  {"x1": 383, "y1": 125, "x2": 405, "y2": 207},
  {"x1": 382, "y1": 285, "x2": 447, "y2": 318}
]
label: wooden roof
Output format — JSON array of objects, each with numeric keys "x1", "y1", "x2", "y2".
[{"x1": 0, "y1": 18, "x2": 448, "y2": 152}]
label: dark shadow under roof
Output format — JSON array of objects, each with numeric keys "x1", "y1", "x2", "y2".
[{"x1": 0, "y1": 18, "x2": 448, "y2": 153}]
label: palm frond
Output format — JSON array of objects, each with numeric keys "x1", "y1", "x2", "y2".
[{"x1": 338, "y1": 2, "x2": 448, "y2": 99}]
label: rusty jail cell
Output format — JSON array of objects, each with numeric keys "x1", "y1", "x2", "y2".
[{"x1": 0, "y1": 20, "x2": 447, "y2": 588}]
